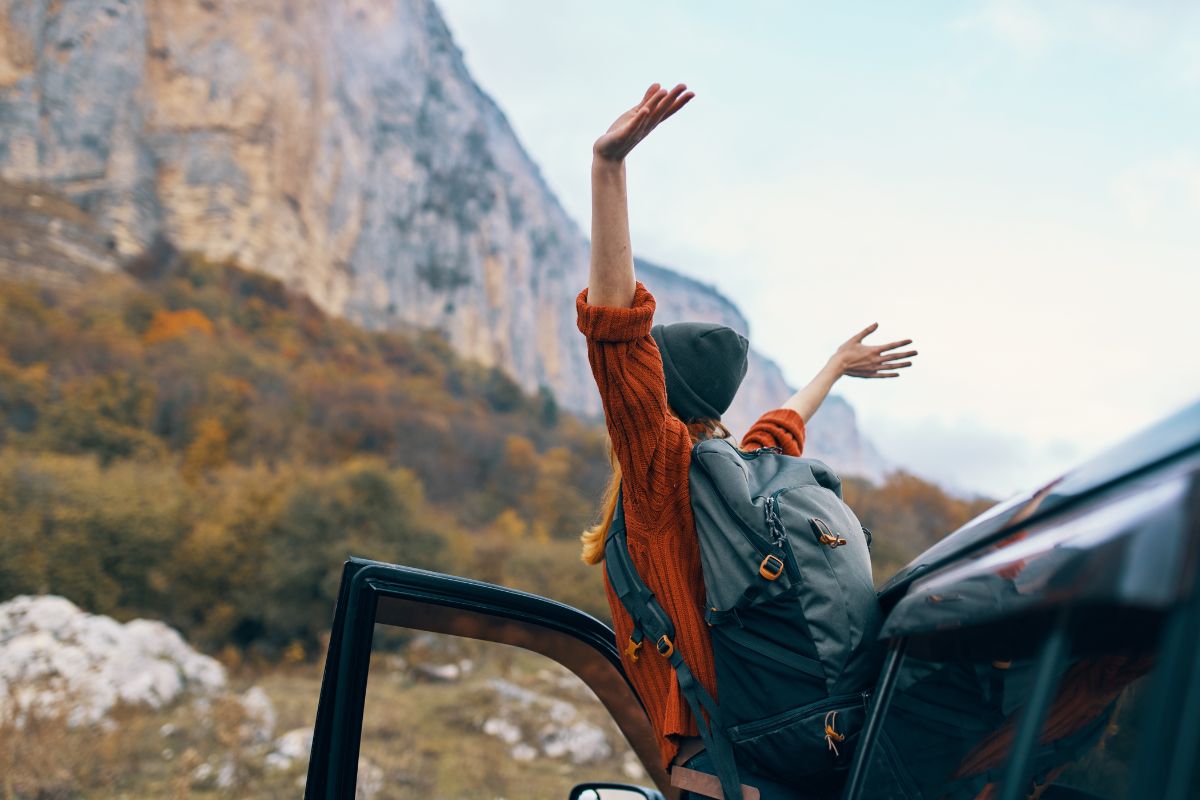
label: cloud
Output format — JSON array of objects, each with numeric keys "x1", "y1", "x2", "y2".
[
  {"x1": 861, "y1": 412, "x2": 1087, "y2": 499},
  {"x1": 952, "y1": 0, "x2": 1052, "y2": 55}
]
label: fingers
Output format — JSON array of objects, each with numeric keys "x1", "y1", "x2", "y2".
[
  {"x1": 645, "y1": 86, "x2": 670, "y2": 116},
  {"x1": 633, "y1": 83, "x2": 661, "y2": 111},
  {"x1": 662, "y1": 90, "x2": 694, "y2": 122},
  {"x1": 627, "y1": 87, "x2": 667, "y2": 137},
  {"x1": 873, "y1": 339, "x2": 913, "y2": 353},
  {"x1": 655, "y1": 84, "x2": 692, "y2": 123},
  {"x1": 629, "y1": 84, "x2": 692, "y2": 149},
  {"x1": 881, "y1": 349, "x2": 918, "y2": 360},
  {"x1": 607, "y1": 82, "x2": 692, "y2": 159},
  {"x1": 866, "y1": 354, "x2": 915, "y2": 370},
  {"x1": 851, "y1": 322, "x2": 879, "y2": 343},
  {"x1": 846, "y1": 353, "x2": 914, "y2": 377},
  {"x1": 641, "y1": 84, "x2": 691, "y2": 131}
]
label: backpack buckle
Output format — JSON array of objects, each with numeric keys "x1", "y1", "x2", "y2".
[
  {"x1": 625, "y1": 637, "x2": 642, "y2": 663},
  {"x1": 758, "y1": 554, "x2": 785, "y2": 580},
  {"x1": 655, "y1": 635, "x2": 675, "y2": 658},
  {"x1": 812, "y1": 518, "x2": 848, "y2": 548}
]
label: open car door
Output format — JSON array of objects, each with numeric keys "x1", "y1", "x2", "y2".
[{"x1": 303, "y1": 559, "x2": 670, "y2": 799}]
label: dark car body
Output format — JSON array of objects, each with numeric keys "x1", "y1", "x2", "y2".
[{"x1": 305, "y1": 402, "x2": 1200, "y2": 799}]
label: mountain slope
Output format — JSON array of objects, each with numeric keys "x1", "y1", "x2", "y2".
[{"x1": 0, "y1": 0, "x2": 886, "y2": 478}]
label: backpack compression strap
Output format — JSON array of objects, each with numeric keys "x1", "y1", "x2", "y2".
[{"x1": 604, "y1": 490, "x2": 746, "y2": 800}]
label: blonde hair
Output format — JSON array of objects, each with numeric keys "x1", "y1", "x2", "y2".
[{"x1": 580, "y1": 417, "x2": 732, "y2": 565}]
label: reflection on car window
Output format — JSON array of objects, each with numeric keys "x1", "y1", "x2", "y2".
[
  {"x1": 1050, "y1": 666, "x2": 1156, "y2": 798},
  {"x1": 361, "y1": 625, "x2": 643, "y2": 798},
  {"x1": 857, "y1": 647, "x2": 1156, "y2": 799}
]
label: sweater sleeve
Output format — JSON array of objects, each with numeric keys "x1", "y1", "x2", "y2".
[
  {"x1": 577, "y1": 283, "x2": 689, "y2": 507},
  {"x1": 741, "y1": 408, "x2": 807, "y2": 456}
]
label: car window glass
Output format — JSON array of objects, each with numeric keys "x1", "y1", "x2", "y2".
[
  {"x1": 855, "y1": 645, "x2": 1158, "y2": 799},
  {"x1": 360, "y1": 625, "x2": 645, "y2": 799},
  {"x1": 1048, "y1": 661, "x2": 1158, "y2": 798}
]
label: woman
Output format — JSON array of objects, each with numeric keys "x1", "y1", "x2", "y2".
[{"x1": 577, "y1": 83, "x2": 917, "y2": 798}]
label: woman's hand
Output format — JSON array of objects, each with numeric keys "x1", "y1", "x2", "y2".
[
  {"x1": 593, "y1": 83, "x2": 694, "y2": 163},
  {"x1": 831, "y1": 323, "x2": 918, "y2": 379},
  {"x1": 782, "y1": 324, "x2": 916, "y2": 421}
]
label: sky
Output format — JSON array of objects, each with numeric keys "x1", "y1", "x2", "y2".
[{"x1": 436, "y1": 0, "x2": 1200, "y2": 498}]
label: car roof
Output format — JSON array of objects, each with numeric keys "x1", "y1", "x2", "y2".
[{"x1": 879, "y1": 400, "x2": 1200, "y2": 606}]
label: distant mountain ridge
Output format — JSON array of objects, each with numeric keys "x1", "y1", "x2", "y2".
[{"x1": 0, "y1": 0, "x2": 886, "y2": 479}]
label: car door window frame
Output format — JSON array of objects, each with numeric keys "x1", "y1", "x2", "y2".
[{"x1": 304, "y1": 559, "x2": 671, "y2": 800}]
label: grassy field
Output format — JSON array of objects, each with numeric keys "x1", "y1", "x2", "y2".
[{"x1": 1, "y1": 633, "x2": 642, "y2": 799}]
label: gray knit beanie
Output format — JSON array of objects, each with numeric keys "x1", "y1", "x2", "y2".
[{"x1": 650, "y1": 322, "x2": 749, "y2": 421}]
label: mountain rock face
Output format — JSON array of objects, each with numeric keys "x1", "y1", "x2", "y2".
[{"x1": 0, "y1": 0, "x2": 886, "y2": 478}]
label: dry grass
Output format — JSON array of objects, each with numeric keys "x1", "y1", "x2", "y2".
[{"x1": 1, "y1": 637, "x2": 644, "y2": 799}]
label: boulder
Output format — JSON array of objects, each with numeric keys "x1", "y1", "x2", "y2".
[{"x1": 0, "y1": 595, "x2": 226, "y2": 727}]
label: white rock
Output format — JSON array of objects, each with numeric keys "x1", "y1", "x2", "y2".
[
  {"x1": 215, "y1": 758, "x2": 237, "y2": 789},
  {"x1": 414, "y1": 662, "x2": 461, "y2": 682},
  {"x1": 265, "y1": 752, "x2": 295, "y2": 771},
  {"x1": 545, "y1": 698, "x2": 577, "y2": 725},
  {"x1": 267, "y1": 727, "x2": 314, "y2": 770},
  {"x1": 0, "y1": 595, "x2": 227, "y2": 727},
  {"x1": 239, "y1": 686, "x2": 276, "y2": 744},
  {"x1": 540, "y1": 720, "x2": 611, "y2": 764},
  {"x1": 357, "y1": 758, "x2": 384, "y2": 800},
  {"x1": 266, "y1": 753, "x2": 289, "y2": 771},
  {"x1": 482, "y1": 716, "x2": 522, "y2": 745},
  {"x1": 191, "y1": 696, "x2": 213, "y2": 720},
  {"x1": 511, "y1": 743, "x2": 538, "y2": 762},
  {"x1": 487, "y1": 677, "x2": 577, "y2": 724},
  {"x1": 191, "y1": 757, "x2": 238, "y2": 790},
  {"x1": 486, "y1": 677, "x2": 607, "y2": 763}
]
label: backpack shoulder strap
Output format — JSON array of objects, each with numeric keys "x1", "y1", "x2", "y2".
[{"x1": 604, "y1": 490, "x2": 746, "y2": 800}]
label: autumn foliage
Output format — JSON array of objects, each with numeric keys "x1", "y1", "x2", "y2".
[
  {"x1": 141, "y1": 307, "x2": 215, "y2": 345},
  {"x1": 0, "y1": 246, "x2": 990, "y2": 657}
]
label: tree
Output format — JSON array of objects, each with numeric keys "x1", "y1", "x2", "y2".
[{"x1": 141, "y1": 308, "x2": 215, "y2": 345}]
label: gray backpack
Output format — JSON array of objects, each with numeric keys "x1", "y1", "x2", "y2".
[{"x1": 605, "y1": 438, "x2": 883, "y2": 798}]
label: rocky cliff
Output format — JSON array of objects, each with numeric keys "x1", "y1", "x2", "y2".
[{"x1": 0, "y1": 0, "x2": 885, "y2": 478}]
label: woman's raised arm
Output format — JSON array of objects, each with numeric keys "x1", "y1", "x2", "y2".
[
  {"x1": 783, "y1": 323, "x2": 919, "y2": 422},
  {"x1": 587, "y1": 83, "x2": 693, "y2": 308}
]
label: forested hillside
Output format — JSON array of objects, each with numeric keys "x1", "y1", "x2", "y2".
[
  {"x1": 0, "y1": 0, "x2": 888, "y2": 477},
  {"x1": 0, "y1": 248, "x2": 990, "y2": 658}
]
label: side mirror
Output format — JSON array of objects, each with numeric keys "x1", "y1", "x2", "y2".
[{"x1": 569, "y1": 783, "x2": 666, "y2": 800}]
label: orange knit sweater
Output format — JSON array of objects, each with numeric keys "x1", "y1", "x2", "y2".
[{"x1": 577, "y1": 282, "x2": 806, "y2": 769}]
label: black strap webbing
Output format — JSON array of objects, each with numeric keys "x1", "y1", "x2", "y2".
[{"x1": 604, "y1": 491, "x2": 744, "y2": 800}]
